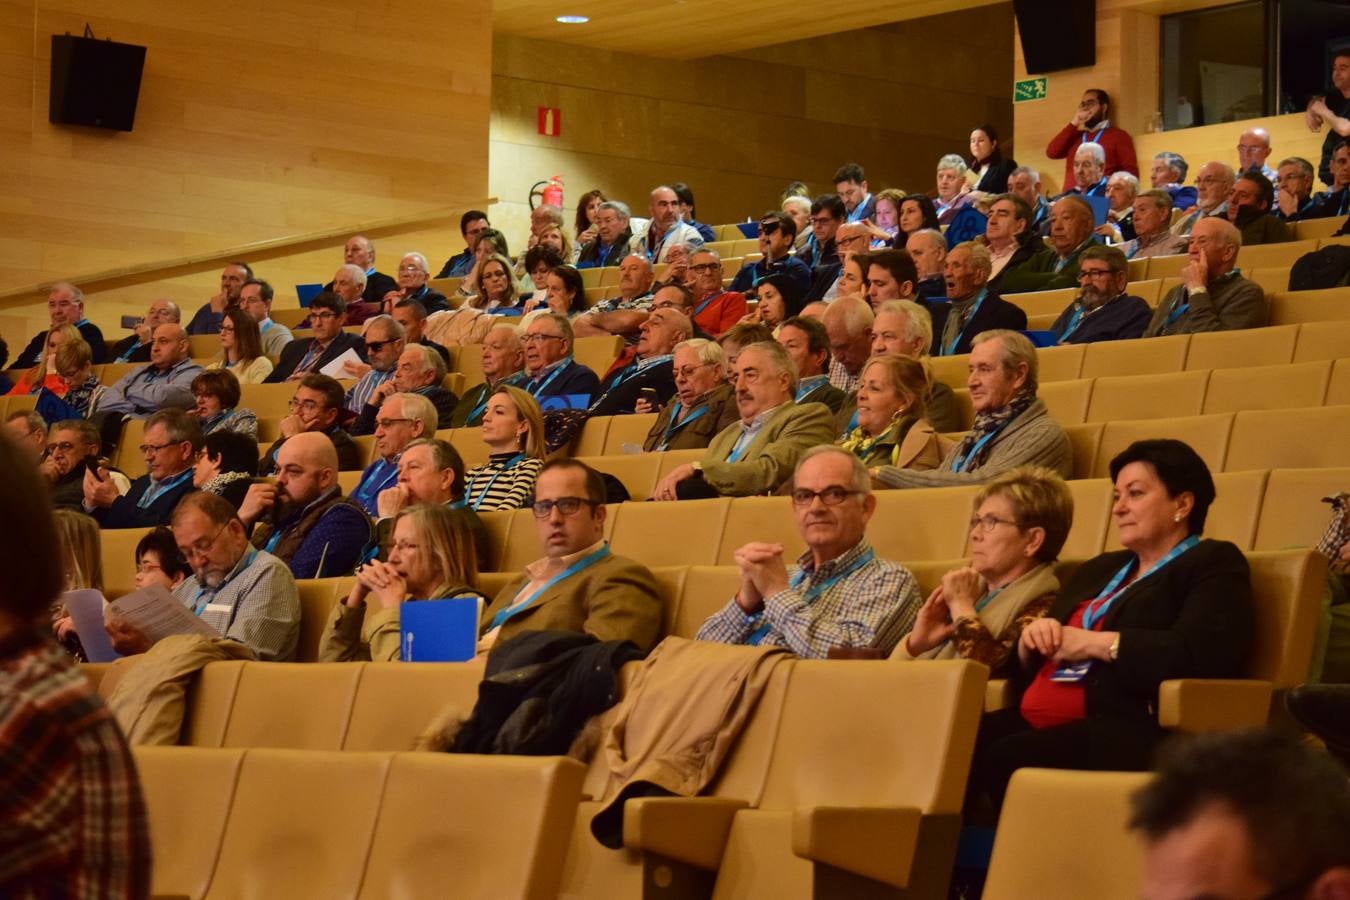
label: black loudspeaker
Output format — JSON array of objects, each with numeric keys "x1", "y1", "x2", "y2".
[
  {"x1": 49, "y1": 34, "x2": 146, "y2": 131},
  {"x1": 1014, "y1": 0, "x2": 1096, "y2": 74}
]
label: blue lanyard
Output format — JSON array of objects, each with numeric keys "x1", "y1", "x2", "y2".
[
  {"x1": 117, "y1": 341, "x2": 145, "y2": 362},
  {"x1": 1082, "y1": 535, "x2": 1200, "y2": 631},
  {"x1": 974, "y1": 586, "x2": 1004, "y2": 614},
  {"x1": 137, "y1": 468, "x2": 194, "y2": 509},
  {"x1": 845, "y1": 195, "x2": 871, "y2": 223},
  {"x1": 1059, "y1": 304, "x2": 1087, "y2": 340},
  {"x1": 1085, "y1": 126, "x2": 1106, "y2": 143},
  {"x1": 528, "y1": 358, "x2": 571, "y2": 397},
  {"x1": 490, "y1": 544, "x2": 611, "y2": 630},
  {"x1": 846, "y1": 409, "x2": 859, "y2": 433},
  {"x1": 656, "y1": 402, "x2": 708, "y2": 450},
  {"x1": 727, "y1": 426, "x2": 757, "y2": 462},
  {"x1": 192, "y1": 547, "x2": 258, "y2": 615},
  {"x1": 693, "y1": 290, "x2": 724, "y2": 318},
  {"x1": 950, "y1": 418, "x2": 1012, "y2": 472},
  {"x1": 796, "y1": 375, "x2": 829, "y2": 402},
  {"x1": 944, "y1": 289, "x2": 988, "y2": 356},
  {"x1": 263, "y1": 527, "x2": 284, "y2": 553},
  {"x1": 746, "y1": 548, "x2": 876, "y2": 645},
  {"x1": 466, "y1": 384, "x2": 492, "y2": 425},
  {"x1": 355, "y1": 458, "x2": 398, "y2": 501},
  {"x1": 468, "y1": 454, "x2": 525, "y2": 511}
]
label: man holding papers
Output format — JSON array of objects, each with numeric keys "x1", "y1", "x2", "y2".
[
  {"x1": 264, "y1": 292, "x2": 367, "y2": 382},
  {"x1": 477, "y1": 460, "x2": 662, "y2": 653}
]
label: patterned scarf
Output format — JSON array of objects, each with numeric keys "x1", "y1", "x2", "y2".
[
  {"x1": 839, "y1": 414, "x2": 916, "y2": 467},
  {"x1": 953, "y1": 388, "x2": 1036, "y2": 470},
  {"x1": 940, "y1": 292, "x2": 982, "y2": 353}
]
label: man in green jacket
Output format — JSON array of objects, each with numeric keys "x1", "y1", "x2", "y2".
[{"x1": 999, "y1": 195, "x2": 1097, "y2": 294}]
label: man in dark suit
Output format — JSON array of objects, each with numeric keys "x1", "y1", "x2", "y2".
[
  {"x1": 521, "y1": 312, "x2": 600, "y2": 405},
  {"x1": 265, "y1": 292, "x2": 366, "y2": 382},
  {"x1": 381, "y1": 252, "x2": 449, "y2": 314},
  {"x1": 11, "y1": 282, "x2": 108, "y2": 370},
  {"x1": 323, "y1": 234, "x2": 397, "y2": 304},
  {"x1": 351, "y1": 345, "x2": 457, "y2": 434},
  {"x1": 82, "y1": 408, "x2": 201, "y2": 528},
  {"x1": 589, "y1": 308, "x2": 691, "y2": 416},
  {"x1": 934, "y1": 242, "x2": 1027, "y2": 356}
]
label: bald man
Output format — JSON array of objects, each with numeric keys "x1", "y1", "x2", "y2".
[
  {"x1": 238, "y1": 431, "x2": 373, "y2": 579},
  {"x1": 1236, "y1": 126, "x2": 1277, "y2": 184},
  {"x1": 323, "y1": 234, "x2": 397, "y2": 304},
  {"x1": 1145, "y1": 217, "x2": 1267, "y2": 337},
  {"x1": 111, "y1": 298, "x2": 180, "y2": 363},
  {"x1": 96, "y1": 324, "x2": 203, "y2": 418}
]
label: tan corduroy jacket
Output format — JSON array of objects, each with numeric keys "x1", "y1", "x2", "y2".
[{"x1": 699, "y1": 400, "x2": 836, "y2": 496}]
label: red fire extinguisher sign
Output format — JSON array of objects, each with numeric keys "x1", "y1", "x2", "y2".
[{"x1": 537, "y1": 107, "x2": 561, "y2": 137}]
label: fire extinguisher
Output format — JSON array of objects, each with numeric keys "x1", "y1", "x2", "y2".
[{"x1": 528, "y1": 175, "x2": 564, "y2": 209}]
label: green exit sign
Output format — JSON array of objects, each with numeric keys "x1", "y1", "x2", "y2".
[{"x1": 1015, "y1": 78, "x2": 1047, "y2": 102}]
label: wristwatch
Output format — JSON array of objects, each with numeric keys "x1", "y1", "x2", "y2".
[{"x1": 1108, "y1": 634, "x2": 1120, "y2": 661}]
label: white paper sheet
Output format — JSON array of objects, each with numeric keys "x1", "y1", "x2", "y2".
[
  {"x1": 319, "y1": 348, "x2": 364, "y2": 378},
  {"x1": 105, "y1": 584, "x2": 220, "y2": 643},
  {"x1": 63, "y1": 589, "x2": 121, "y2": 663}
]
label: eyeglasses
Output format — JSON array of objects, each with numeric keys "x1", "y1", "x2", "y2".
[
  {"x1": 759, "y1": 221, "x2": 781, "y2": 235},
  {"x1": 688, "y1": 263, "x2": 720, "y2": 273},
  {"x1": 180, "y1": 523, "x2": 230, "y2": 562},
  {"x1": 791, "y1": 487, "x2": 864, "y2": 507},
  {"x1": 219, "y1": 325, "x2": 235, "y2": 334},
  {"x1": 969, "y1": 514, "x2": 1020, "y2": 533},
  {"x1": 139, "y1": 441, "x2": 184, "y2": 455},
  {"x1": 135, "y1": 561, "x2": 164, "y2": 575},
  {"x1": 289, "y1": 398, "x2": 322, "y2": 412},
  {"x1": 375, "y1": 417, "x2": 413, "y2": 430},
  {"x1": 531, "y1": 496, "x2": 600, "y2": 518},
  {"x1": 46, "y1": 441, "x2": 80, "y2": 453},
  {"x1": 1076, "y1": 268, "x2": 1115, "y2": 280},
  {"x1": 365, "y1": 339, "x2": 399, "y2": 352},
  {"x1": 311, "y1": 311, "x2": 340, "y2": 321},
  {"x1": 675, "y1": 362, "x2": 713, "y2": 379},
  {"x1": 390, "y1": 540, "x2": 420, "y2": 553},
  {"x1": 397, "y1": 264, "x2": 426, "y2": 273},
  {"x1": 523, "y1": 333, "x2": 564, "y2": 344}
]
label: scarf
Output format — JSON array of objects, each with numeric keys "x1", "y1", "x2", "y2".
[
  {"x1": 838, "y1": 414, "x2": 918, "y2": 467},
  {"x1": 939, "y1": 292, "x2": 983, "y2": 353},
  {"x1": 952, "y1": 388, "x2": 1036, "y2": 470}
]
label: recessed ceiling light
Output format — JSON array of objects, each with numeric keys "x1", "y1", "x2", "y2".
[{"x1": 556, "y1": 14, "x2": 589, "y2": 23}]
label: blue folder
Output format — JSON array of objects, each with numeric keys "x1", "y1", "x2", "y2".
[
  {"x1": 1022, "y1": 330, "x2": 1060, "y2": 348},
  {"x1": 398, "y1": 596, "x2": 483, "y2": 662},
  {"x1": 295, "y1": 283, "x2": 324, "y2": 307},
  {"x1": 736, "y1": 221, "x2": 761, "y2": 238}
]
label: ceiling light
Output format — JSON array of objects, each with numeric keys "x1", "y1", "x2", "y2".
[{"x1": 556, "y1": 14, "x2": 589, "y2": 23}]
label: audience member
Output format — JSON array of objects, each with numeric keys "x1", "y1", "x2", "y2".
[
  {"x1": 576, "y1": 200, "x2": 635, "y2": 269},
  {"x1": 828, "y1": 162, "x2": 873, "y2": 222},
  {"x1": 1236, "y1": 126, "x2": 1277, "y2": 183},
  {"x1": 641, "y1": 338, "x2": 739, "y2": 451},
  {"x1": 697, "y1": 446, "x2": 922, "y2": 656},
  {"x1": 671, "y1": 182, "x2": 717, "y2": 242},
  {"x1": 260, "y1": 374, "x2": 363, "y2": 474},
  {"x1": 185, "y1": 260, "x2": 251, "y2": 335},
  {"x1": 1046, "y1": 88, "x2": 1139, "y2": 188},
  {"x1": 966, "y1": 439, "x2": 1251, "y2": 811},
  {"x1": 1307, "y1": 49, "x2": 1350, "y2": 187},
  {"x1": 1313, "y1": 140, "x2": 1350, "y2": 219},
  {"x1": 373, "y1": 437, "x2": 489, "y2": 570},
  {"x1": 384, "y1": 252, "x2": 448, "y2": 314},
  {"x1": 50, "y1": 338, "x2": 105, "y2": 420},
  {"x1": 192, "y1": 429, "x2": 258, "y2": 509},
  {"x1": 822, "y1": 295, "x2": 874, "y2": 392},
  {"x1": 799, "y1": 195, "x2": 846, "y2": 271},
  {"x1": 110, "y1": 298, "x2": 179, "y2": 364},
  {"x1": 1225, "y1": 171, "x2": 1294, "y2": 245},
  {"x1": 935, "y1": 154, "x2": 976, "y2": 225},
  {"x1": 523, "y1": 263, "x2": 585, "y2": 317},
  {"x1": 206, "y1": 307, "x2": 274, "y2": 384},
  {"x1": 265, "y1": 292, "x2": 366, "y2": 382},
  {"x1": 352, "y1": 345, "x2": 456, "y2": 435},
  {"x1": 84, "y1": 408, "x2": 202, "y2": 528},
  {"x1": 9, "y1": 324, "x2": 80, "y2": 398},
  {"x1": 970, "y1": 125, "x2": 1017, "y2": 194},
  {"x1": 0, "y1": 433, "x2": 151, "y2": 897},
  {"x1": 894, "y1": 194, "x2": 941, "y2": 248},
  {"x1": 865, "y1": 299, "x2": 961, "y2": 432},
  {"x1": 574, "y1": 190, "x2": 606, "y2": 250},
  {"x1": 653, "y1": 340, "x2": 835, "y2": 500},
  {"x1": 11, "y1": 282, "x2": 107, "y2": 370},
  {"x1": 572, "y1": 254, "x2": 654, "y2": 341},
  {"x1": 981, "y1": 197, "x2": 1039, "y2": 290},
  {"x1": 44, "y1": 418, "x2": 125, "y2": 509},
  {"x1": 837, "y1": 355, "x2": 944, "y2": 470},
  {"x1": 468, "y1": 253, "x2": 521, "y2": 315},
  {"x1": 435, "y1": 210, "x2": 490, "y2": 278},
  {"x1": 936, "y1": 242, "x2": 1028, "y2": 355},
  {"x1": 630, "y1": 186, "x2": 704, "y2": 263},
  {"x1": 805, "y1": 222, "x2": 871, "y2": 301},
  {"x1": 1172, "y1": 162, "x2": 1235, "y2": 236},
  {"x1": 743, "y1": 272, "x2": 806, "y2": 332},
  {"x1": 730, "y1": 211, "x2": 812, "y2": 293},
  {"x1": 1008, "y1": 167, "x2": 1052, "y2": 237},
  {"x1": 834, "y1": 255, "x2": 871, "y2": 307},
  {"x1": 1050, "y1": 245, "x2": 1152, "y2": 344},
  {"x1": 520, "y1": 246, "x2": 567, "y2": 307},
  {"x1": 1275, "y1": 156, "x2": 1320, "y2": 221},
  {"x1": 349, "y1": 392, "x2": 438, "y2": 515},
  {"x1": 1121, "y1": 190, "x2": 1189, "y2": 259},
  {"x1": 95, "y1": 324, "x2": 202, "y2": 418},
  {"x1": 1000, "y1": 196, "x2": 1097, "y2": 294},
  {"x1": 1145, "y1": 218, "x2": 1266, "y2": 337},
  {"x1": 1097, "y1": 171, "x2": 1139, "y2": 241},
  {"x1": 895, "y1": 466, "x2": 1070, "y2": 668},
  {"x1": 132, "y1": 526, "x2": 190, "y2": 593},
  {"x1": 904, "y1": 231, "x2": 948, "y2": 302},
  {"x1": 872, "y1": 188, "x2": 905, "y2": 243},
  {"x1": 877, "y1": 331, "x2": 1072, "y2": 487},
  {"x1": 590, "y1": 308, "x2": 691, "y2": 416},
  {"x1": 390, "y1": 298, "x2": 449, "y2": 364},
  {"x1": 238, "y1": 431, "x2": 371, "y2": 579},
  {"x1": 5, "y1": 410, "x2": 47, "y2": 463},
  {"x1": 464, "y1": 385, "x2": 546, "y2": 511},
  {"x1": 478, "y1": 459, "x2": 662, "y2": 651},
  {"x1": 238, "y1": 279, "x2": 294, "y2": 359},
  {"x1": 191, "y1": 369, "x2": 258, "y2": 439},
  {"x1": 1150, "y1": 151, "x2": 1197, "y2": 211},
  {"x1": 325, "y1": 234, "x2": 397, "y2": 306},
  {"x1": 519, "y1": 312, "x2": 601, "y2": 406},
  {"x1": 685, "y1": 249, "x2": 747, "y2": 335},
  {"x1": 778, "y1": 315, "x2": 846, "y2": 412},
  {"x1": 1064, "y1": 142, "x2": 1108, "y2": 198},
  {"x1": 450, "y1": 324, "x2": 526, "y2": 427},
  {"x1": 781, "y1": 195, "x2": 812, "y2": 252}
]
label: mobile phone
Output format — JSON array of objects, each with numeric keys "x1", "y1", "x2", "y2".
[
  {"x1": 120, "y1": 315, "x2": 144, "y2": 330},
  {"x1": 639, "y1": 387, "x2": 659, "y2": 405},
  {"x1": 85, "y1": 455, "x2": 104, "y2": 480}
]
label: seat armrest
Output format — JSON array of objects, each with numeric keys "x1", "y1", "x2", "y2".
[
  {"x1": 1157, "y1": 679, "x2": 1272, "y2": 732},
  {"x1": 622, "y1": 796, "x2": 748, "y2": 870},
  {"x1": 791, "y1": 806, "x2": 923, "y2": 888},
  {"x1": 985, "y1": 679, "x2": 1012, "y2": 712}
]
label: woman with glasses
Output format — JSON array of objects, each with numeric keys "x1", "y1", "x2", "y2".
[
  {"x1": 132, "y1": 526, "x2": 191, "y2": 592},
  {"x1": 319, "y1": 503, "x2": 481, "y2": 662},
  {"x1": 193, "y1": 429, "x2": 259, "y2": 509},
  {"x1": 838, "y1": 355, "x2": 944, "y2": 471},
  {"x1": 463, "y1": 385, "x2": 546, "y2": 511},
  {"x1": 206, "y1": 307, "x2": 273, "y2": 384},
  {"x1": 190, "y1": 369, "x2": 258, "y2": 440},
  {"x1": 895, "y1": 466, "x2": 1069, "y2": 668}
]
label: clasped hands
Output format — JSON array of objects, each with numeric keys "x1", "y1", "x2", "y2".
[
  {"x1": 732, "y1": 542, "x2": 790, "y2": 614},
  {"x1": 906, "y1": 567, "x2": 985, "y2": 656}
]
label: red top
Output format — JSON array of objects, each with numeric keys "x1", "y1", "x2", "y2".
[
  {"x1": 1044, "y1": 123, "x2": 1140, "y2": 192},
  {"x1": 1019, "y1": 598, "x2": 1102, "y2": 729},
  {"x1": 693, "y1": 290, "x2": 747, "y2": 338}
]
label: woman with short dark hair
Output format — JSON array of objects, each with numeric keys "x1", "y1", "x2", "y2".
[
  {"x1": 193, "y1": 429, "x2": 259, "y2": 509},
  {"x1": 190, "y1": 369, "x2": 257, "y2": 439}
]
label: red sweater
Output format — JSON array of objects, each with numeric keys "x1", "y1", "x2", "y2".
[{"x1": 1045, "y1": 122, "x2": 1139, "y2": 190}]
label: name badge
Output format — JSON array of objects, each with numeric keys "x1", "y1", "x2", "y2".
[
  {"x1": 203, "y1": 603, "x2": 233, "y2": 615},
  {"x1": 1050, "y1": 661, "x2": 1093, "y2": 683}
]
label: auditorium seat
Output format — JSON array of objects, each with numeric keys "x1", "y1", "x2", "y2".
[
  {"x1": 114, "y1": 417, "x2": 148, "y2": 478},
  {"x1": 1323, "y1": 357, "x2": 1350, "y2": 406},
  {"x1": 1092, "y1": 413, "x2": 1232, "y2": 477},
  {"x1": 337, "y1": 470, "x2": 362, "y2": 495},
  {"x1": 876, "y1": 486, "x2": 980, "y2": 561},
  {"x1": 579, "y1": 267, "x2": 604, "y2": 288},
  {"x1": 219, "y1": 662, "x2": 363, "y2": 750},
  {"x1": 928, "y1": 353, "x2": 971, "y2": 391},
  {"x1": 1035, "y1": 344, "x2": 1086, "y2": 382},
  {"x1": 293, "y1": 578, "x2": 342, "y2": 662},
  {"x1": 1086, "y1": 370, "x2": 1208, "y2": 422},
  {"x1": 448, "y1": 425, "x2": 491, "y2": 470},
  {"x1": 1270, "y1": 288, "x2": 1350, "y2": 325},
  {"x1": 655, "y1": 447, "x2": 706, "y2": 479},
  {"x1": 1079, "y1": 334, "x2": 1189, "y2": 379},
  {"x1": 1202, "y1": 360, "x2": 1331, "y2": 414},
  {"x1": 1143, "y1": 253, "x2": 1187, "y2": 279},
  {"x1": 576, "y1": 453, "x2": 662, "y2": 501},
  {"x1": 1254, "y1": 467, "x2": 1350, "y2": 551},
  {"x1": 1183, "y1": 324, "x2": 1298, "y2": 371},
  {"x1": 100, "y1": 361, "x2": 144, "y2": 385},
  {"x1": 1126, "y1": 278, "x2": 1162, "y2": 304},
  {"x1": 1235, "y1": 239, "x2": 1319, "y2": 270},
  {"x1": 1062, "y1": 478, "x2": 1113, "y2": 559},
  {"x1": 1105, "y1": 470, "x2": 1267, "y2": 551},
  {"x1": 100, "y1": 526, "x2": 153, "y2": 598},
  {"x1": 456, "y1": 344, "x2": 486, "y2": 388},
  {"x1": 477, "y1": 509, "x2": 512, "y2": 571},
  {"x1": 343, "y1": 661, "x2": 486, "y2": 751},
  {"x1": 1002, "y1": 287, "x2": 1076, "y2": 318},
  {"x1": 351, "y1": 434, "x2": 377, "y2": 467},
  {"x1": 603, "y1": 412, "x2": 658, "y2": 454},
  {"x1": 717, "y1": 496, "x2": 801, "y2": 564},
  {"x1": 238, "y1": 382, "x2": 298, "y2": 419},
  {"x1": 983, "y1": 769, "x2": 1148, "y2": 900},
  {"x1": 668, "y1": 565, "x2": 741, "y2": 639},
  {"x1": 948, "y1": 388, "x2": 975, "y2": 430},
  {"x1": 573, "y1": 334, "x2": 623, "y2": 376},
  {"x1": 183, "y1": 660, "x2": 248, "y2": 748},
  {"x1": 609, "y1": 498, "x2": 729, "y2": 567},
  {"x1": 1037, "y1": 377, "x2": 1093, "y2": 426},
  {"x1": 1227, "y1": 405, "x2": 1350, "y2": 471},
  {"x1": 1063, "y1": 423, "x2": 1105, "y2": 479},
  {"x1": 1294, "y1": 217, "x2": 1347, "y2": 241},
  {"x1": 572, "y1": 416, "x2": 610, "y2": 457}
]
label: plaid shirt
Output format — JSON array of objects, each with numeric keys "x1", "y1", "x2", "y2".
[
  {"x1": 697, "y1": 540, "x2": 921, "y2": 657},
  {"x1": 828, "y1": 358, "x2": 859, "y2": 394},
  {"x1": 0, "y1": 633, "x2": 151, "y2": 899},
  {"x1": 1317, "y1": 492, "x2": 1350, "y2": 573},
  {"x1": 173, "y1": 548, "x2": 301, "y2": 661}
]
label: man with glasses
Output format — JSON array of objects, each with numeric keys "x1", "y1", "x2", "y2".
[
  {"x1": 572, "y1": 254, "x2": 655, "y2": 342},
  {"x1": 110, "y1": 298, "x2": 181, "y2": 364},
  {"x1": 266, "y1": 291, "x2": 366, "y2": 382},
  {"x1": 696, "y1": 446, "x2": 920, "y2": 657},
  {"x1": 10, "y1": 282, "x2": 107, "y2": 370},
  {"x1": 352, "y1": 344, "x2": 457, "y2": 434},
  {"x1": 349, "y1": 392, "x2": 438, "y2": 516},
  {"x1": 260, "y1": 373, "x2": 364, "y2": 474},
  {"x1": 1224, "y1": 171, "x2": 1294, "y2": 246},
  {"x1": 380, "y1": 251, "x2": 448, "y2": 314},
  {"x1": 323, "y1": 234, "x2": 396, "y2": 305},
  {"x1": 1275, "y1": 157, "x2": 1322, "y2": 222},
  {"x1": 96, "y1": 324, "x2": 202, "y2": 422},
  {"x1": 576, "y1": 201, "x2": 635, "y2": 270},
  {"x1": 1000, "y1": 195, "x2": 1098, "y2": 295},
  {"x1": 436, "y1": 211, "x2": 490, "y2": 278},
  {"x1": 641, "y1": 338, "x2": 739, "y2": 451},
  {"x1": 1145, "y1": 217, "x2": 1266, "y2": 337},
  {"x1": 729, "y1": 212, "x2": 812, "y2": 294},
  {"x1": 685, "y1": 249, "x2": 746, "y2": 336},
  {"x1": 521, "y1": 313, "x2": 600, "y2": 403},
  {"x1": 589, "y1": 308, "x2": 692, "y2": 416},
  {"x1": 477, "y1": 459, "x2": 662, "y2": 652},
  {"x1": 343, "y1": 315, "x2": 404, "y2": 413},
  {"x1": 1048, "y1": 246, "x2": 1151, "y2": 344},
  {"x1": 44, "y1": 418, "x2": 130, "y2": 509},
  {"x1": 1172, "y1": 161, "x2": 1235, "y2": 237},
  {"x1": 798, "y1": 194, "x2": 846, "y2": 271},
  {"x1": 84, "y1": 408, "x2": 202, "y2": 527},
  {"x1": 805, "y1": 221, "x2": 872, "y2": 302},
  {"x1": 371, "y1": 437, "x2": 490, "y2": 570},
  {"x1": 107, "y1": 490, "x2": 301, "y2": 661},
  {"x1": 450, "y1": 324, "x2": 526, "y2": 427},
  {"x1": 653, "y1": 340, "x2": 834, "y2": 500},
  {"x1": 1235, "y1": 126, "x2": 1277, "y2": 184}
]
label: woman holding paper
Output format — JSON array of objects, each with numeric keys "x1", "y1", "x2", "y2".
[
  {"x1": 317, "y1": 504, "x2": 480, "y2": 662},
  {"x1": 50, "y1": 509, "x2": 104, "y2": 658}
]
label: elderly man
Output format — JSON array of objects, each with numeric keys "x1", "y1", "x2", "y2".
[
  {"x1": 577, "y1": 200, "x2": 635, "y2": 269},
  {"x1": 43, "y1": 418, "x2": 129, "y2": 508},
  {"x1": 238, "y1": 279, "x2": 294, "y2": 358},
  {"x1": 382, "y1": 252, "x2": 448, "y2": 314},
  {"x1": 96, "y1": 324, "x2": 202, "y2": 418},
  {"x1": 353, "y1": 344, "x2": 456, "y2": 435},
  {"x1": 654, "y1": 340, "x2": 835, "y2": 500},
  {"x1": 1049, "y1": 245, "x2": 1151, "y2": 344},
  {"x1": 522, "y1": 313, "x2": 601, "y2": 406},
  {"x1": 5, "y1": 411, "x2": 46, "y2": 464},
  {"x1": 730, "y1": 211, "x2": 812, "y2": 294},
  {"x1": 821, "y1": 296, "x2": 874, "y2": 392},
  {"x1": 806, "y1": 221, "x2": 871, "y2": 301},
  {"x1": 782, "y1": 195, "x2": 812, "y2": 251},
  {"x1": 1225, "y1": 171, "x2": 1294, "y2": 246},
  {"x1": 641, "y1": 338, "x2": 740, "y2": 451},
  {"x1": 369, "y1": 437, "x2": 488, "y2": 568},
  {"x1": 451, "y1": 324, "x2": 526, "y2": 427},
  {"x1": 1145, "y1": 218, "x2": 1266, "y2": 337},
  {"x1": 696, "y1": 446, "x2": 921, "y2": 657},
  {"x1": 1236, "y1": 126, "x2": 1277, "y2": 183},
  {"x1": 435, "y1": 210, "x2": 490, "y2": 278},
  {"x1": 906, "y1": 230, "x2": 948, "y2": 299},
  {"x1": 572, "y1": 253, "x2": 655, "y2": 342},
  {"x1": 859, "y1": 299, "x2": 961, "y2": 433},
  {"x1": 1172, "y1": 162, "x2": 1235, "y2": 236},
  {"x1": 590, "y1": 308, "x2": 692, "y2": 416},
  {"x1": 12, "y1": 282, "x2": 107, "y2": 370},
  {"x1": 684, "y1": 248, "x2": 746, "y2": 336},
  {"x1": 325, "y1": 263, "x2": 381, "y2": 326},
  {"x1": 261, "y1": 373, "x2": 363, "y2": 474},
  {"x1": 1046, "y1": 88, "x2": 1139, "y2": 188},
  {"x1": 1313, "y1": 140, "x2": 1350, "y2": 219},
  {"x1": 1132, "y1": 730, "x2": 1350, "y2": 900},
  {"x1": 629, "y1": 186, "x2": 704, "y2": 263},
  {"x1": 237, "y1": 431, "x2": 371, "y2": 579},
  {"x1": 478, "y1": 459, "x2": 663, "y2": 651},
  {"x1": 1000, "y1": 195, "x2": 1097, "y2": 294},
  {"x1": 349, "y1": 392, "x2": 438, "y2": 516},
  {"x1": 1097, "y1": 171, "x2": 1139, "y2": 242},
  {"x1": 936, "y1": 242, "x2": 1027, "y2": 356},
  {"x1": 1308, "y1": 49, "x2": 1350, "y2": 187},
  {"x1": 106, "y1": 491, "x2": 300, "y2": 661},
  {"x1": 266, "y1": 292, "x2": 366, "y2": 382},
  {"x1": 84, "y1": 408, "x2": 201, "y2": 527},
  {"x1": 800, "y1": 194, "x2": 845, "y2": 271},
  {"x1": 778, "y1": 315, "x2": 846, "y2": 412},
  {"x1": 1121, "y1": 190, "x2": 1189, "y2": 259},
  {"x1": 878, "y1": 330, "x2": 1072, "y2": 487},
  {"x1": 343, "y1": 315, "x2": 403, "y2": 413},
  {"x1": 390, "y1": 298, "x2": 450, "y2": 364},
  {"x1": 185, "y1": 261, "x2": 251, "y2": 336},
  {"x1": 1275, "y1": 156, "x2": 1320, "y2": 221},
  {"x1": 834, "y1": 162, "x2": 876, "y2": 222},
  {"x1": 1151, "y1": 151, "x2": 1197, "y2": 211},
  {"x1": 110, "y1": 298, "x2": 179, "y2": 363},
  {"x1": 324, "y1": 234, "x2": 396, "y2": 304},
  {"x1": 1064, "y1": 142, "x2": 1109, "y2": 198},
  {"x1": 1009, "y1": 166, "x2": 1052, "y2": 237}
]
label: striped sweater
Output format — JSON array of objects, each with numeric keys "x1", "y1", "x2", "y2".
[{"x1": 463, "y1": 453, "x2": 544, "y2": 511}]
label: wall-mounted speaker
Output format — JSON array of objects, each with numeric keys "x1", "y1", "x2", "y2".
[
  {"x1": 1014, "y1": 0, "x2": 1096, "y2": 74},
  {"x1": 49, "y1": 34, "x2": 146, "y2": 132}
]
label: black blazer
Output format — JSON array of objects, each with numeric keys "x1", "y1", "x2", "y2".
[
  {"x1": 13, "y1": 321, "x2": 108, "y2": 369},
  {"x1": 932, "y1": 291, "x2": 1027, "y2": 356},
  {"x1": 95, "y1": 473, "x2": 197, "y2": 528},
  {"x1": 973, "y1": 158, "x2": 1018, "y2": 194},
  {"x1": 590, "y1": 359, "x2": 675, "y2": 416},
  {"x1": 1013, "y1": 540, "x2": 1253, "y2": 722},
  {"x1": 265, "y1": 332, "x2": 367, "y2": 382}
]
